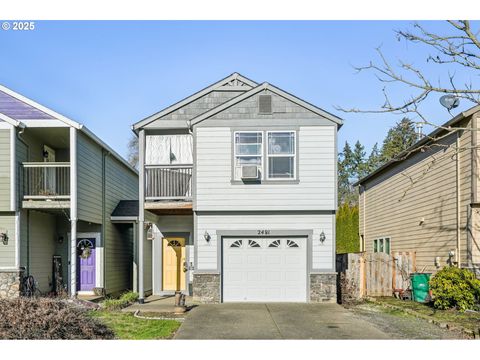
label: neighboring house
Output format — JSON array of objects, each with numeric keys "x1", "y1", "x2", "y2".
[
  {"x1": 132, "y1": 73, "x2": 343, "y2": 303},
  {"x1": 355, "y1": 106, "x2": 480, "y2": 275},
  {"x1": 0, "y1": 85, "x2": 138, "y2": 299}
]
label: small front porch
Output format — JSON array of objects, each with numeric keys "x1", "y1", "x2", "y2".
[{"x1": 122, "y1": 294, "x2": 197, "y2": 313}]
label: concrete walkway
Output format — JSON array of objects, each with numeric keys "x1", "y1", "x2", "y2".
[{"x1": 174, "y1": 303, "x2": 389, "y2": 339}]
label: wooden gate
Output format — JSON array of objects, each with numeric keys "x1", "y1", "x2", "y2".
[{"x1": 336, "y1": 251, "x2": 416, "y2": 302}]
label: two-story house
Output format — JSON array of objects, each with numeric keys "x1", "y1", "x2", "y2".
[
  {"x1": 355, "y1": 105, "x2": 480, "y2": 275},
  {"x1": 0, "y1": 85, "x2": 138, "y2": 299},
  {"x1": 132, "y1": 73, "x2": 342, "y2": 303}
]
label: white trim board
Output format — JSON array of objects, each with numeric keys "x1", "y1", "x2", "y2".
[{"x1": 67, "y1": 232, "x2": 103, "y2": 291}]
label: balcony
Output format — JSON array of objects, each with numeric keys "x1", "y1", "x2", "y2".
[
  {"x1": 145, "y1": 164, "x2": 193, "y2": 214},
  {"x1": 22, "y1": 162, "x2": 71, "y2": 209}
]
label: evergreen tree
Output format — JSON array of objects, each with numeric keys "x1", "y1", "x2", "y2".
[
  {"x1": 367, "y1": 143, "x2": 382, "y2": 173},
  {"x1": 338, "y1": 142, "x2": 356, "y2": 206},
  {"x1": 352, "y1": 140, "x2": 367, "y2": 179},
  {"x1": 380, "y1": 118, "x2": 417, "y2": 163}
]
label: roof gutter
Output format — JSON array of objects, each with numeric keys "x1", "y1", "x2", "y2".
[{"x1": 354, "y1": 105, "x2": 480, "y2": 186}]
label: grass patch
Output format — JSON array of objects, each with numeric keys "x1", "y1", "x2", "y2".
[
  {"x1": 375, "y1": 297, "x2": 480, "y2": 333},
  {"x1": 101, "y1": 291, "x2": 139, "y2": 311},
  {"x1": 90, "y1": 311, "x2": 180, "y2": 340}
]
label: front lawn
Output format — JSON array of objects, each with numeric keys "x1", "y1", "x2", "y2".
[
  {"x1": 90, "y1": 311, "x2": 180, "y2": 340},
  {"x1": 375, "y1": 297, "x2": 480, "y2": 334}
]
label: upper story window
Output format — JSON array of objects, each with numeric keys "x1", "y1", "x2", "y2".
[
  {"x1": 267, "y1": 131, "x2": 296, "y2": 180},
  {"x1": 234, "y1": 131, "x2": 263, "y2": 181}
]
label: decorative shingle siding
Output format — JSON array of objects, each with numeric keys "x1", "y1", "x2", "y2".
[
  {"x1": 157, "y1": 91, "x2": 244, "y2": 121},
  {"x1": 210, "y1": 90, "x2": 322, "y2": 120},
  {"x1": 0, "y1": 90, "x2": 53, "y2": 119}
]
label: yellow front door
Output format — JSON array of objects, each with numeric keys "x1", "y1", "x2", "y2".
[{"x1": 162, "y1": 237, "x2": 186, "y2": 291}]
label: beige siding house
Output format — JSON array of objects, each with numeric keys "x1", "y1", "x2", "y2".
[
  {"x1": 356, "y1": 106, "x2": 480, "y2": 274},
  {"x1": 0, "y1": 84, "x2": 138, "y2": 298}
]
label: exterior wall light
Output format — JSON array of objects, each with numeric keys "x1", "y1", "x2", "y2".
[
  {"x1": 204, "y1": 231, "x2": 211, "y2": 242},
  {"x1": 319, "y1": 231, "x2": 326, "y2": 244},
  {"x1": 1, "y1": 232, "x2": 8, "y2": 245}
]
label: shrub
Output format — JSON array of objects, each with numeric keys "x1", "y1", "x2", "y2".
[
  {"x1": 0, "y1": 297, "x2": 114, "y2": 339},
  {"x1": 336, "y1": 203, "x2": 360, "y2": 254},
  {"x1": 429, "y1": 266, "x2": 480, "y2": 311},
  {"x1": 102, "y1": 291, "x2": 139, "y2": 311}
]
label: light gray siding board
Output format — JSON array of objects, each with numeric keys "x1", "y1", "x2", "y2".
[
  {"x1": 195, "y1": 126, "x2": 336, "y2": 211},
  {"x1": 0, "y1": 130, "x2": 11, "y2": 211}
]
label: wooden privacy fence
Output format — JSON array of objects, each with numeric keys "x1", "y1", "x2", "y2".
[{"x1": 336, "y1": 251, "x2": 416, "y2": 302}]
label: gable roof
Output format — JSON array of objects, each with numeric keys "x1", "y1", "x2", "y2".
[
  {"x1": 0, "y1": 84, "x2": 137, "y2": 174},
  {"x1": 189, "y1": 82, "x2": 344, "y2": 127},
  {"x1": 132, "y1": 72, "x2": 258, "y2": 131},
  {"x1": 0, "y1": 112, "x2": 25, "y2": 128},
  {"x1": 354, "y1": 104, "x2": 480, "y2": 186}
]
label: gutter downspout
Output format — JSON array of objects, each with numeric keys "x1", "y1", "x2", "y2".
[
  {"x1": 138, "y1": 129, "x2": 145, "y2": 303},
  {"x1": 456, "y1": 131, "x2": 461, "y2": 267},
  {"x1": 70, "y1": 127, "x2": 78, "y2": 297}
]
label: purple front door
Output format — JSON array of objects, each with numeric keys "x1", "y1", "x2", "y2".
[{"x1": 77, "y1": 238, "x2": 96, "y2": 291}]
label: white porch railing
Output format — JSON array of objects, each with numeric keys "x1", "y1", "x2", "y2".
[
  {"x1": 22, "y1": 162, "x2": 71, "y2": 199},
  {"x1": 145, "y1": 164, "x2": 192, "y2": 201}
]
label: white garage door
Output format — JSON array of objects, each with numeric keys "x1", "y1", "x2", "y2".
[{"x1": 223, "y1": 237, "x2": 307, "y2": 302}]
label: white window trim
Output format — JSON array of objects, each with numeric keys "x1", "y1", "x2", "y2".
[
  {"x1": 233, "y1": 130, "x2": 264, "y2": 181},
  {"x1": 373, "y1": 236, "x2": 391, "y2": 254},
  {"x1": 266, "y1": 130, "x2": 297, "y2": 181}
]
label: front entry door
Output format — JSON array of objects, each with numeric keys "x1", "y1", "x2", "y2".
[
  {"x1": 77, "y1": 238, "x2": 96, "y2": 292},
  {"x1": 162, "y1": 237, "x2": 186, "y2": 291}
]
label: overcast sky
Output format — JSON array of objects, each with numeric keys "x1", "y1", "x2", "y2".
[{"x1": 0, "y1": 21, "x2": 477, "y2": 158}]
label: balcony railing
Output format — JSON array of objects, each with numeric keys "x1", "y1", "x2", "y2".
[
  {"x1": 145, "y1": 164, "x2": 192, "y2": 201},
  {"x1": 23, "y1": 162, "x2": 71, "y2": 200}
]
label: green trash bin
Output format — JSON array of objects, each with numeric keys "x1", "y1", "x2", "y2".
[{"x1": 410, "y1": 273, "x2": 432, "y2": 303}]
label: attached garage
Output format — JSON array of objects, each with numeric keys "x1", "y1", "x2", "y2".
[{"x1": 222, "y1": 237, "x2": 308, "y2": 302}]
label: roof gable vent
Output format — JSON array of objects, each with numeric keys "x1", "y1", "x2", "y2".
[{"x1": 258, "y1": 95, "x2": 272, "y2": 114}]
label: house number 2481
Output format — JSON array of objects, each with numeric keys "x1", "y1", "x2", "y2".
[{"x1": 257, "y1": 230, "x2": 271, "y2": 235}]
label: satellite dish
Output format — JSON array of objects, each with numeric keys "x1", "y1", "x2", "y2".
[{"x1": 439, "y1": 95, "x2": 460, "y2": 110}]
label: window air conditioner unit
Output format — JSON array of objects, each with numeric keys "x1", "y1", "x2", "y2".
[{"x1": 241, "y1": 165, "x2": 258, "y2": 180}]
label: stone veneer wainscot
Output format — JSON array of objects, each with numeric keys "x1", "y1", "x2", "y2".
[{"x1": 0, "y1": 269, "x2": 24, "y2": 298}]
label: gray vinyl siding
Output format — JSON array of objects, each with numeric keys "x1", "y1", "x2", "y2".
[
  {"x1": 104, "y1": 155, "x2": 138, "y2": 294},
  {"x1": 196, "y1": 213, "x2": 334, "y2": 271},
  {"x1": 0, "y1": 213, "x2": 15, "y2": 267},
  {"x1": 28, "y1": 210, "x2": 56, "y2": 292},
  {"x1": 359, "y1": 117, "x2": 472, "y2": 273},
  {"x1": 0, "y1": 129, "x2": 11, "y2": 211},
  {"x1": 77, "y1": 132, "x2": 103, "y2": 223},
  {"x1": 195, "y1": 125, "x2": 336, "y2": 211}
]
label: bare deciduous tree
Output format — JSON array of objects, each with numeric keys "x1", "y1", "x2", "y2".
[
  {"x1": 127, "y1": 134, "x2": 139, "y2": 169},
  {"x1": 338, "y1": 20, "x2": 479, "y2": 125},
  {"x1": 338, "y1": 21, "x2": 480, "y2": 198}
]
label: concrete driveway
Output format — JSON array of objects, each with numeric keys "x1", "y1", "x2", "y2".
[{"x1": 174, "y1": 303, "x2": 389, "y2": 339}]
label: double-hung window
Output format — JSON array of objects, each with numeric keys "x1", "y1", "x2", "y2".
[
  {"x1": 234, "y1": 131, "x2": 263, "y2": 180},
  {"x1": 267, "y1": 131, "x2": 296, "y2": 180}
]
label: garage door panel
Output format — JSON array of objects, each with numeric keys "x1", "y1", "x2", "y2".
[{"x1": 223, "y1": 237, "x2": 307, "y2": 302}]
